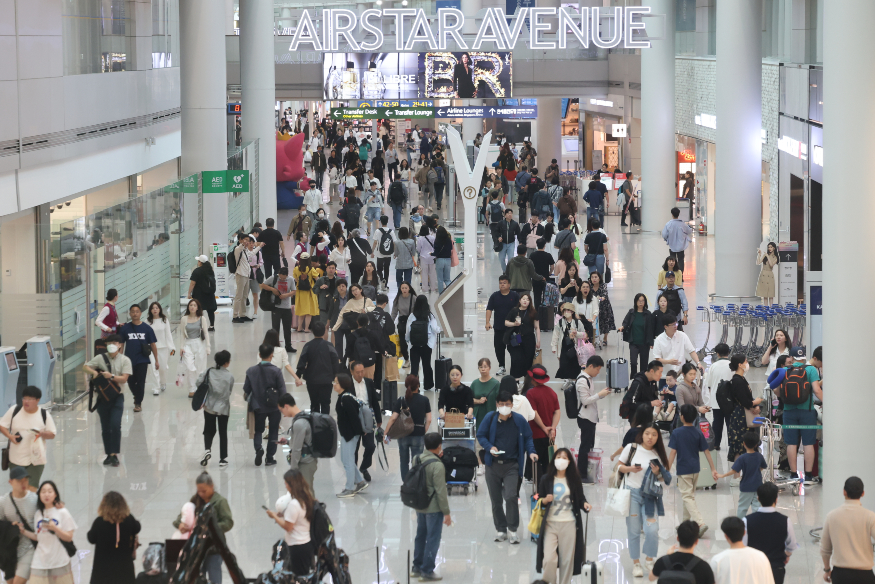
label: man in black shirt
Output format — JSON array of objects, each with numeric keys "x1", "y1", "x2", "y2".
[
  {"x1": 257, "y1": 218, "x2": 286, "y2": 279},
  {"x1": 649, "y1": 520, "x2": 715, "y2": 583},
  {"x1": 529, "y1": 238, "x2": 555, "y2": 309},
  {"x1": 582, "y1": 219, "x2": 609, "y2": 278},
  {"x1": 485, "y1": 276, "x2": 519, "y2": 376},
  {"x1": 296, "y1": 321, "x2": 339, "y2": 414},
  {"x1": 630, "y1": 360, "x2": 664, "y2": 414}
]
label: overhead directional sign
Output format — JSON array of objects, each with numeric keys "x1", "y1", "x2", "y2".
[
  {"x1": 330, "y1": 107, "x2": 434, "y2": 120},
  {"x1": 435, "y1": 105, "x2": 538, "y2": 119}
]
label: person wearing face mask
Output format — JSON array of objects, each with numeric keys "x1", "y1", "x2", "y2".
[
  {"x1": 476, "y1": 391, "x2": 538, "y2": 545},
  {"x1": 82, "y1": 335, "x2": 132, "y2": 466},
  {"x1": 536, "y1": 448, "x2": 592, "y2": 584},
  {"x1": 437, "y1": 365, "x2": 474, "y2": 420}
]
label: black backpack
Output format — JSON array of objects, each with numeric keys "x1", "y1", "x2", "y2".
[
  {"x1": 353, "y1": 333, "x2": 375, "y2": 367},
  {"x1": 206, "y1": 274, "x2": 216, "y2": 294},
  {"x1": 345, "y1": 203, "x2": 361, "y2": 226},
  {"x1": 660, "y1": 287, "x2": 683, "y2": 317},
  {"x1": 780, "y1": 365, "x2": 812, "y2": 407},
  {"x1": 489, "y1": 201, "x2": 503, "y2": 223},
  {"x1": 715, "y1": 379, "x2": 736, "y2": 412},
  {"x1": 441, "y1": 445, "x2": 479, "y2": 483},
  {"x1": 297, "y1": 411, "x2": 338, "y2": 458},
  {"x1": 409, "y1": 319, "x2": 429, "y2": 348},
  {"x1": 400, "y1": 456, "x2": 440, "y2": 509},
  {"x1": 227, "y1": 246, "x2": 239, "y2": 274},
  {"x1": 563, "y1": 378, "x2": 580, "y2": 419},
  {"x1": 656, "y1": 556, "x2": 700, "y2": 584},
  {"x1": 619, "y1": 382, "x2": 639, "y2": 420},
  {"x1": 298, "y1": 269, "x2": 312, "y2": 291},
  {"x1": 310, "y1": 501, "x2": 334, "y2": 549},
  {"x1": 389, "y1": 182, "x2": 405, "y2": 205},
  {"x1": 378, "y1": 228, "x2": 395, "y2": 255}
]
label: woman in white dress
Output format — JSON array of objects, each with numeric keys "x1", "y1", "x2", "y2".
[
  {"x1": 147, "y1": 301, "x2": 176, "y2": 395},
  {"x1": 177, "y1": 299, "x2": 211, "y2": 398}
]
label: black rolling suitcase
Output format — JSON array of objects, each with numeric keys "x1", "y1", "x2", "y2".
[
  {"x1": 538, "y1": 305, "x2": 555, "y2": 332},
  {"x1": 434, "y1": 333, "x2": 452, "y2": 391}
]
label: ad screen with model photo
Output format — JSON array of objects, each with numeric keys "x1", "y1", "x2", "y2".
[{"x1": 323, "y1": 52, "x2": 513, "y2": 100}]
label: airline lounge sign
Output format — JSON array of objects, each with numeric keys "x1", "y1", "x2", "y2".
[{"x1": 289, "y1": 7, "x2": 651, "y2": 52}]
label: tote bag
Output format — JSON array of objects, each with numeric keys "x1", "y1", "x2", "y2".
[
  {"x1": 450, "y1": 242, "x2": 459, "y2": 267},
  {"x1": 605, "y1": 444, "x2": 636, "y2": 518}
]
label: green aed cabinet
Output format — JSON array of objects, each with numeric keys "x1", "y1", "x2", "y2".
[
  {"x1": 0, "y1": 346, "x2": 20, "y2": 410},
  {"x1": 26, "y1": 336, "x2": 55, "y2": 405}
]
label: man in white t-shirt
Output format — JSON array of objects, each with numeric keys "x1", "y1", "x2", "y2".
[
  {"x1": 652, "y1": 314, "x2": 703, "y2": 377},
  {"x1": 0, "y1": 386, "x2": 56, "y2": 490},
  {"x1": 704, "y1": 343, "x2": 733, "y2": 450},
  {"x1": 710, "y1": 516, "x2": 775, "y2": 584}
]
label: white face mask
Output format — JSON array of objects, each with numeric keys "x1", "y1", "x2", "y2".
[
  {"x1": 744, "y1": 362, "x2": 750, "y2": 372},
  {"x1": 498, "y1": 406, "x2": 512, "y2": 416},
  {"x1": 107, "y1": 344, "x2": 119, "y2": 354},
  {"x1": 554, "y1": 458, "x2": 569, "y2": 471}
]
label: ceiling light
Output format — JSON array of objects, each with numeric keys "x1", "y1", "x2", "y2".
[{"x1": 402, "y1": 0, "x2": 408, "y2": 5}]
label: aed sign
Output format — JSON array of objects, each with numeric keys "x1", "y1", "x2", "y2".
[{"x1": 289, "y1": 6, "x2": 652, "y2": 52}]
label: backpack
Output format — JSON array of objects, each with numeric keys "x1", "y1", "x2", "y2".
[
  {"x1": 409, "y1": 319, "x2": 429, "y2": 348},
  {"x1": 206, "y1": 274, "x2": 216, "y2": 294},
  {"x1": 141, "y1": 542, "x2": 166, "y2": 576},
  {"x1": 345, "y1": 203, "x2": 361, "y2": 226},
  {"x1": 715, "y1": 379, "x2": 736, "y2": 412},
  {"x1": 563, "y1": 378, "x2": 580, "y2": 418},
  {"x1": 656, "y1": 556, "x2": 701, "y2": 584},
  {"x1": 548, "y1": 184, "x2": 563, "y2": 203},
  {"x1": 257, "y1": 366, "x2": 280, "y2": 411},
  {"x1": 490, "y1": 201, "x2": 504, "y2": 223},
  {"x1": 298, "y1": 269, "x2": 311, "y2": 291},
  {"x1": 227, "y1": 246, "x2": 239, "y2": 274},
  {"x1": 538, "y1": 189, "x2": 552, "y2": 213},
  {"x1": 367, "y1": 311, "x2": 394, "y2": 355},
  {"x1": 660, "y1": 287, "x2": 683, "y2": 318},
  {"x1": 353, "y1": 333, "x2": 375, "y2": 368},
  {"x1": 389, "y1": 181, "x2": 405, "y2": 205},
  {"x1": 619, "y1": 383, "x2": 639, "y2": 420},
  {"x1": 526, "y1": 228, "x2": 540, "y2": 249},
  {"x1": 296, "y1": 411, "x2": 338, "y2": 458},
  {"x1": 435, "y1": 166, "x2": 445, "y2": 184},
  {"x1": 780, "y1": 366, "x2": 812, "y2": 407},
  {"x1": 379, "y1": 228, "x2": 395, "y2": 255},
  {"x1": 309, "y1": 501, "x2": 334, "y2": 548},
  {"x1": 400, "y1": 456, "x2": 440, "y2": 509}
]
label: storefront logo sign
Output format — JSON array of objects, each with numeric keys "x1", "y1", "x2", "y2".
[
  {"x1": 289, "y1": 7, "x2": 652, "y2": 52},
  {"x1": 590, "y1": 99, "x2": 614, "y2": 107},
  {"x1": 778, "y1": 135, "x2": 808, "y2": 160}
]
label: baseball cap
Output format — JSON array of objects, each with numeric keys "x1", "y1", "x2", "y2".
[
  {"x1": 299, "y1": 252, "x2": 310, "y2": 260},
  {"x1": 195, "y1": 255, "x2": 208, "y2": 263},
  {"x1": 790, "y1": 346, "x2": 806, "y2": 359},
  {"x1": 9, "y1": 467, "x2": 28, "y2": 481},
  {"x1": 665, "y1": 271, "x2": 675, "y2": 278}
]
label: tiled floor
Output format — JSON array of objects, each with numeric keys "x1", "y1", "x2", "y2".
[{"x1": 19, "y1": 194, "x2": 828, "y2": 584}]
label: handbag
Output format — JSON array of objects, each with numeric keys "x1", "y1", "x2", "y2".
[
  {"x1": 444, "y1": 408, "x2": 466, "y2": 428},
  {"x1": 386, "y1": 398, "x2": 415, "y2": 439},
  {"x1": 582, "y1": 253, "x2": 597, "y2": 267},
  {"x1": 89, "y1": 354, "x2": 122, "y2": 410},
  {"x1": 527, "y1": 499, "x2": 545, "y2": 536},
  {"x1": 605, "y1": 444, "x2": 637, "y2": 518},
  {"x1": 510, "y1": 333, "x2": 523, "y2": 347},
  {"x1": 605, "y1": 266, "x2": 612, "y2": 284},
  {"x1": 191, "y1": 370, "x2": 210, "y2": 411},
  {"x1": 450, "y1": 243, "x2": 459, "y2": 268},
  {"x1": 57, "y1": 532, "x2": 77, "y2": 557},
  {"x1": 745, "y1": 408, "x2": 760, "y2": 428}
]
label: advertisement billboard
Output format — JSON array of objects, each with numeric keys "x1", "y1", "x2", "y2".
[{"x1": 323, "y1": 52, "x2": 513, "y2": 100}]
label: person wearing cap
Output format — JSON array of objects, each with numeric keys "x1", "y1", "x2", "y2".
[
  {"x1": 782, "y1": 346, "x2": 823, "y2": 485},
  {"x1": 0, "y1": 466, "x2": 39, "y2": 584},
  {"x1": 293, "y1": 253, "x2": 320, "y2": 334},
  {"x1": 188, "y1": 255, "x2": 218, "y2": 330},
  {"x1": 522, "y1": 366, "x2": 561, "y2": 480},
  {"x1": 656, "y1": 271, "x2": 689, "y2": 330}
]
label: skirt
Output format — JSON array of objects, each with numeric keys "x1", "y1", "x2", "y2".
[
  {"x1": 727, "y1": 406, "x2": 748, "y2": 461},
  {"x1": 755, "y1": 265, "x2": 776, "y2": 297},
  {"x1": 555, "y1": 342, "x2": 582, "y2": 379},
  {"x1": 30, "y1": 566, "x2": 74, "y2": 584}
]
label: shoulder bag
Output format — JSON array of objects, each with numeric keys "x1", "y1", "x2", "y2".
[
  {"x1": 10, "y1": 496, "x2": 38, "y2": 548},
  {"x1": 386, "y1": 398, "x2": 415, "y2": 439},
  {"x1": 605, "y1": 444, "x2": 637, "y2": 517},
  {"x1": 88, "y1": 354, "x2": 122, "y2": 412}
]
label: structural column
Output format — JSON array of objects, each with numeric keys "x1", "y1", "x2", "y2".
[
  {"x1": 714, "y1": 0, "x2": 761, "y2": 296},
  {"x1": 240, "y1": 0, "x2": 278, "y2": 223},
  {"x1": 535, "y1": 98, "x2": 562, "y2": 177},
  {"x1": 822, "y1": 0, "x2": 875, "y2": 513},
  {"x1": 640, "y1": 0, "x2": 675, "y2": 233},
  {"x1": 180, "y1": 0, "x2": 228, "y2": 254},
  {"x1": 462, "y1": 99, "x2": 482, "y2": 147}
]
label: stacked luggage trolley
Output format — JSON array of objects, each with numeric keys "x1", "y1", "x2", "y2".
[
  {"x1": 695, "y1": 303, "x2": 807, "y2": 365},
  {"x1": 438, "y1": 417, "x2": 479, "y2": 494}
]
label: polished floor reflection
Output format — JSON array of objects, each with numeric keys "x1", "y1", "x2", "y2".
[{"x1": 26, "y1": 209, "x2": 827, "y2": 584}]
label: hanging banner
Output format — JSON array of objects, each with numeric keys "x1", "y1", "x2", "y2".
[{"x1": 165, "y1": 175, "x2": 199, "y2": 193}]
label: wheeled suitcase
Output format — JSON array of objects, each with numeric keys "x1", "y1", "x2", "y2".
[
  {"x1": 538, "y1": 305, "x2": 555, "y2": 332},
  {"x1": 434, "y1": 333, "x2": 452, "y2": 391},
  {"x1": 580, "y1": 512, "x2": 604, "y2": 583},
  {"x1": 606, "y1": 341, "x2": 630, "y2": 391}
]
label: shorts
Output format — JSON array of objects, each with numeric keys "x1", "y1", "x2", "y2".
[
  {"x1": 782, "y1": 407, "x2": 817, "y2": 446},
  {"x1": 15, "y1": 548, "x2": 34, "y2": 579},
  {"x1": 9, "y1": 462, "x2": 44, "y2": 488},
  {"x1": 365, "y1": 207, "x2": 382, "y2": 222},
  {"x1": 249, "y1": 278, "x2": 260, "y2": 294}
]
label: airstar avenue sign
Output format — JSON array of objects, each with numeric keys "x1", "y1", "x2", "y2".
[{"x1": 288, "y1": 7, "x2": 652, "y2": 52}]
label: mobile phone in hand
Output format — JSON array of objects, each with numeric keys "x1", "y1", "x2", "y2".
[
  {"x1": 634, "y1": 463, "x2": 642, "y2": 468},
  {"x1": 261, "y1": 505, "x2": 269, "y2": 511}
]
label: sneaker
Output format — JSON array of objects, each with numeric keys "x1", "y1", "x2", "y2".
[
  {"x1": 362, "y1": 469, "x2": 372, "y2": 482},
  {"x1": 153, "y1": 387, "x2": 160, "y2": 395},
  {"x1": 133, "y1": 405, "x2": 142, "y2": 413},
  {"x1": 232, "y1": 317, "x2": 244, "y2": 323},
  {"x1": 643, "y1": 559, "x2": 655, "y2": 573},
  {"x1": 698, "y1": 524, "x2": 709, "y2": 538},
  {"x1": 354, "y1": 480, "x2": 369, "y2": 493},
  {"x1": 200, "y1": 450, "x2": 211, "y2": 466},
  {"x1": 219, "y1": 459, "x2": 228, "y2": 468},
  {"x1": 410, "y1": 569, "x2": 422, "y2": 578},
  {"x1": 110, "y1": 455, "x2": 120, "y2": 467},
  {"x1": 419, "y1": 573, "x2": 442, "y2": 581},
  {"x1": 582, "y1": 477, "x2": 595, "y2": 486},
  {"x1": 208, "y1": 326, "x2": 215, "y2": 332},
  {"x1": 631, "y1": 563, "x2": 644, "y2": 578},
  {"x1": 477, "y1": 466, "x2": 485, "y2": 476},
  {"x1": 102, "y1": 455, "x2": 113, "y2": 466},
  {"x1": 337, "y1": 489, "x2": 356, "y2": 498},
  {"x1": 241, "y1": 316, "x2": 254, "y2": 322},
  {"x1": 496, "y1": 367, "x2": 507, "y2": 376},
  {"x1": 508, "y1": 532, "x2": 520, "y2": 544},
  {"x1": 255, "y1": 449, "x2": 264, "y2": 466},
  {"x1": 494, "y1": 531, "x2": 507, "y2": 542},
  {"x1": 161, "y1": 384, "x2": 166, "y2": 392},
  {"x1": 803, "y1": 475, "x2": 821, "y2": 486},
  {"x1": 286, "y1": 346, "x2": 297, "y2": 353},
  {"x1": 265, "y1": 458, "x2": 277, "y2": 467}
]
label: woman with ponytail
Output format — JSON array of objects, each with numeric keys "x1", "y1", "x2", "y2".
[
  {"x1": 196, "y1": 350, "x2": 234, "y2": 468},
  {"x1": 383, "y1": 374, "x2": 432, "y2": 480}
]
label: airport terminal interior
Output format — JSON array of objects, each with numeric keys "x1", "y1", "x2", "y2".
[{"x1": 0, "y1": 1, "x2": 864, "y2": 583}]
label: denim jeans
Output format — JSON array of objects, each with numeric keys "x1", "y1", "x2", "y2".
[
  {"x1": 254, "y1": 410, "x2": 282, "y2": 461},
  {"x1": 499, "y1": 243, "x2": 515, "y2": 272},
  {"x1": 203, "y1": 553, "x2": 223, "y2": 583},
  {"x1": 586, "y1": 207, "x2": 600, "y2": 224},
  {"x1": 435, "y1": 258, "x2": 452, "y2": 293},
  {"x1": 625, "y1": 486, "x2": 659, "y2": 560},
  {"x1": 396, "y1": 268, "x2": 413, "y2": 287},
  {"x1": 552, "y1": 205, "x2": 560, "y2": 223},
  {"x1": 340, "y1": 435, "x2": 363, "y2": 490},
  {"x1": 398, "y1": 435, "x2": 425, "y2": 481},
  {"x1": 96, "y1": 393, "x2": 124, "y2": 454},
  {"x1": 587, "y1": 254, "x2": 605, "y2": 278},
  {"x1": 413, "y1": 511, "x2": 444, "y2": 576},
  {"x1": 391, "y1": 204, "x2": 403, "y2": 228}
]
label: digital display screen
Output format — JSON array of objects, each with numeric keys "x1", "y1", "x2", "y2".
[
  {"x1": 215, "y1": 252, "x2": 226, "y2": 268},
  {"x1": 45, "y1": 342, "x2": 54, "y2": 359},
  {"x1": 227, "y1": 103, "x2": 241, "y2": 115},
  {"x1": 5, "y1": 353, "x2": 17, "y2": 371},
  {"x1": 323, "y1": 52, "x2": 513, "y2": 100}
]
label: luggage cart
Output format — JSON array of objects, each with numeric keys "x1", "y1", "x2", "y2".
[{"x1": 439, "y1": 417, "x2": 479, "y2": 494}]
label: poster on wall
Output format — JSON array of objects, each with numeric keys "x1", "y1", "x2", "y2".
[{"x1": 322, "y1": 52, "x2": 513, "y2": 100}]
